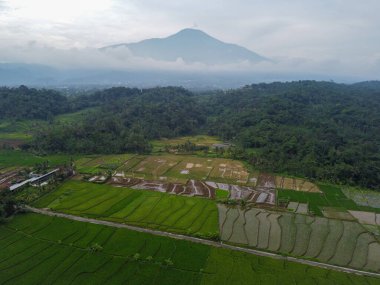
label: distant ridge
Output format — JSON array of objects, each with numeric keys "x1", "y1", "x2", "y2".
[{"x1": 102, "y1": 28, "x2": 268, "y2": 65}]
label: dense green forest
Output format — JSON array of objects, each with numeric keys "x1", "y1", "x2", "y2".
[
  {"x1": 0, "y1": 86, "x2": 70, "y2": 120},
  {"x1": 1, "y1": 82, "x2": 379, "y2": 189},
  {"x1": 33, "y1": 87, "x2": 205, "y2": 154},
  {"x1": 205, "y1": 82, "x2": 380, "y2": 188}
]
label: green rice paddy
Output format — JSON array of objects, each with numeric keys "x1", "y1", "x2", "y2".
[
  {"x1": 0, "y1": 150, "x2": 80, "y2": 168},
  {"x1": 34, "y1": 180, "x2": 219, "y2": 237},
  {"x1": 1, "y1": 213, "x2": 378, "y2": 285}
]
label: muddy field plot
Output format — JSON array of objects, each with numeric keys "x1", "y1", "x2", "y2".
[
  {"x1": 228, "y1": 185, "x2": 253, "y2": 200},
  {"x1": 185, "y1": 180, "x2": 215, "y2": 198},
  {"x1": 128, "y1": 155, "x2": 182, "y2": 180},
  {"x1": 131, "y1": 180, "x2": 169, "y2": 193},
  {"x1": 208, "y1": 159, "x2": 249, "y2": 184},
  {"x1": 229, "y1": 185, "x2": 275, "y2": 205},
  {"x1": 247, "y1": 171, "x2": 259, "y2": 186},
  {"x1": 166, "y1": 180, "x2": 216, "y2": 199},
  {"x1": 109, "y1": 175, "x2": 272, "y2": 203},
  {"x1": 276, "y1": 176, "x2": 321, "y2": 192},
  {"x1": 218, "y1": 204, "x2": 380, "y2": 273},
  {"x1": 110, "y1": 177, "x2": 216, "y2": 199},
  {"x1": 257, "y1": 173, "x2": 276, "y2": 189},
  {"x1": 204, "y1": 182, "x2": 275, "y2": 204},
  {"x1": 109, "y1": 176, "x2": 141, "y2": 187}
]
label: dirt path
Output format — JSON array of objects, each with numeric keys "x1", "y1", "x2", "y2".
[{"x1": 24, "y1": 206, "x2": 380, "y2": 279}]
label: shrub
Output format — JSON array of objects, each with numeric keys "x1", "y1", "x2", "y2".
[{"x1": 89, "y1": 243, "x2": 103, "y2": 253}]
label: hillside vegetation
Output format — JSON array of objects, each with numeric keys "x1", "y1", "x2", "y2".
[{"x1": 1, "y1": 81, "x2": 379, "y2": 189}]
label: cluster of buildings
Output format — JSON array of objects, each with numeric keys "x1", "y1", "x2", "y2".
[{"x1": 9, "y1": 169, "x2": 60, "y2": 191}]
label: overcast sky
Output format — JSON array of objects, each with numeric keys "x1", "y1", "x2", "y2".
[{"x1": 0, "y1": 0, "x2": 379, "y2": 79}]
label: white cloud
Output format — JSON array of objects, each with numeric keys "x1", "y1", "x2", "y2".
[{"x1": 0, "y1": 0, "x2": 379, "y2": 80}]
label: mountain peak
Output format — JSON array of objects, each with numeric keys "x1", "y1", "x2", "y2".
[
  {"x1": 174, "y1": 28, "x2": 210, "y2": 37},
  {"x1": 103, "y1": 28, "x2": 268, "y2": 65}
]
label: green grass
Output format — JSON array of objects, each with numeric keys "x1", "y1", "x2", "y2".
[
  {"x1": 54, "y1": 107, "x2": 99, "y2": 124},
  {"x1": 0, "y1": 119, "x2": 47, "y2": 145},
  {"x1": 216, "y1": 189, "x2": 229, "y2": 200},
  {"x1": 0, "y1": 119, "x2": 46, "y2": 133},
  {"x1": 0, "y1": 150, "x2": 81, "y2": 168},
  {"x1": 34, "y1": 180, "x2": 219, "y2": 237},
  {"x1": 1, "y1": 213, "x2": 378, "y2": 285},
  {"x1": 0, "y1": 132, "x2": 32, "y2": 140}
]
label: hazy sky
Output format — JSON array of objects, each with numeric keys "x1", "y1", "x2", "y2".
[{"x1": 0, "y1": 0, "x2": 379, "y2": 79}]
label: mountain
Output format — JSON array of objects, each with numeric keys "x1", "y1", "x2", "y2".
[{"x1": 102, "y1": 28, "x2": 268, "y2": 65}]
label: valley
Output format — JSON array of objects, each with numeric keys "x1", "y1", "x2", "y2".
[{"x1": 1, "y1": 82, "x2": 380, "y2": 284}]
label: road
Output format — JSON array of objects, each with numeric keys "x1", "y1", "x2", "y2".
[{"x1": 24, "y1": 206, "x2": 380, "y2": 279}]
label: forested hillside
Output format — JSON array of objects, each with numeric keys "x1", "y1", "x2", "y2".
[
  {"x1": 205, "y1": 81, "x2": 380, "y2": 188},
  {"x1": 1, "y1": 81, "x2": 379, "y2": 189}
]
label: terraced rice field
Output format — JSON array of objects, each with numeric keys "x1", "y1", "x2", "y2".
[
  {"x1": 110, "y1": 179, "x2": 217, "y2": 199},
  {"x1": 34, "y1": 180, "x2": 218, "y2": 237},
  {"x1": 116, "y1": 156, "x2": 145, "y2": 173},
  {"x1": 128, "y1": 155, "x2": 182, "y2": 180},
  {"x1": 80, "y1": 154, "x2": 253, "y2": 185},
  {"x1": 208, "y1": 159, "x2": 249, "y2": 184},
  {"x1": 165, "y1": 157, "x2": 215, "y2": 181},
  {"x1": 75, "y1": 154, "x2": 322, "y2": 194},
  {"x1": 126, "y1": 155, "x2": 251, "y2": 184},
  {"x1": 218, "y1": 204, "x2": 380, "y2": 273},
  {"x1": 1, "y1": 213, "x2": 379, "y2": 285},
  {"x1": 108, "y1": 177, "x2": 273, "y2": 204}
]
